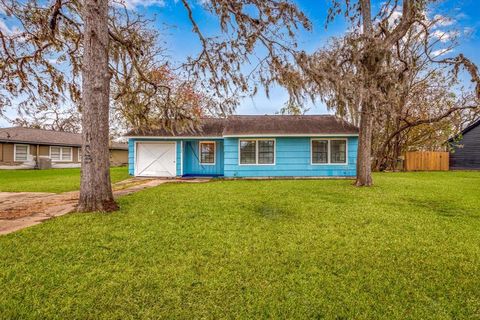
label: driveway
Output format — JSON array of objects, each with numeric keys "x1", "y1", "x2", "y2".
[{"x1": 0, "y1": 178, "x2": 209, "y2": 235}]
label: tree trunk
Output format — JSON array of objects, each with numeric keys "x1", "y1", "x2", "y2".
[
  {"x1": 78, "y1": 0, "x2": 118, "y2": 212},
  {"x1": 355, "y1": 102, "x2": 373, "y2": 186}
]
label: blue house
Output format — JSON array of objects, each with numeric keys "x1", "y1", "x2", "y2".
[{"x1": 126, "y1": 115, "x2": 359, "y2": 178}]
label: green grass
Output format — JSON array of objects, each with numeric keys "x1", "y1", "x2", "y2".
[
  {"x1": 0, "y1": 166, "x2": 130, "y2": 193},
  {"x1": 1, "y1": 172, "x2": 480, "y2": 319}
]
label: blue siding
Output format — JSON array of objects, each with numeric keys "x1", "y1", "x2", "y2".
[
  {"x1": 176, "y1": 141, "x2": 182, "y2": 175},
  {"x1": 129, "y1": 136, "x2": 358, "y2": 178},
  {"x1": 183, "y1": 140, "x2": 224, "y2": 176},
  {"x1": 223, "y1": 137, "x2": 357, "y2": 177},
  {"x1": 128, "y1": 139, "x2": 135, "y2": 175},
  {"x1": 128, "y1": 138, "x2": 181, "y2": 176}
]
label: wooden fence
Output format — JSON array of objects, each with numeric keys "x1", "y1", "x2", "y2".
[{"x1": 404, "y1": 151, "x2": 449, "y2": 171}]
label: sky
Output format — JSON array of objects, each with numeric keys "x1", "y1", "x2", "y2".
[{"x1": 1, "y1": 0, "x2": 480, "y2": 127}]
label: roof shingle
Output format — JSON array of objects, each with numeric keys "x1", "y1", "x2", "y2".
[
  {"x1": 0, "y1": 127, "x2": 128, "y2": 150},
  {"x1": 126, "y1": 115, "x2": 358, "y2": 137}
]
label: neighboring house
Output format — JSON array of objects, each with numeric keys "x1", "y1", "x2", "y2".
[
  {"x1": 448, "y1": 119, "x2": 480, "y2": 170},
  {"x1": 126, "y1": 115, "x2": 359, "y2": 178},
  {"x1": 0, "y1": 127, "x2": 128, "y2": 168}
]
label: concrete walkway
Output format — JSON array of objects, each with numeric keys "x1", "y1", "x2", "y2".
[{"x1": 0, "y1": 178, "x2": 208, "y2": 235}]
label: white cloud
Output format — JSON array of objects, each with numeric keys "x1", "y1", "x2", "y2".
[
  {"x1": 433, "y1": 14, "x2": 455, "y2": 27},
  {"x1": 0, "y1": 19, "x2": 12, "y2": 34},
  {"x1": 463, "y1": 27, "x2": 474, "y2": 36},
  {"x1": 387, "y1": 10, "x2": 402, "y2": 27},
  {"x1": 432, "y1": 30, "x2": 459, "y2": 43},
  {"x1": 48, "y1": 58, "x2": 60, "y2": 65},
  {"x1": 431, "y1": 48, "x2": 453, "y2": 57},
  {"x1": 116, "y1": 0, "x2": 165, "y2": 9}
]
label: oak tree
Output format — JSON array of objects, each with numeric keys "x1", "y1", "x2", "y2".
[
  {"x1": 0, "y1": 0, "x2": 311, "y2": 210},
  {"x1": 281, "y1": 0, "x2": 480, "y2": 185}
]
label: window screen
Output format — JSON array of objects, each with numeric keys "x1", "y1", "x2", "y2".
[
  {"x1": 50, "y1": 146, "x2": 61, "y2": 161},
  {"x1": 200, "y1": 142, "x2": 215, "y2": 164},
  {"x1": 50, "y1": 146, "x2": 72, "y2": 161},
  {"x1": 330, "y1": 140, "x2": 347, "y2": 163},
  {"x1": 240, "y1": 140, "x2": 256, "y2": 164},
  {"x1": 61, "y1": 147, "x2": 72, "y2": 161},
  {"x1": 312, "y1": 140, "x2": 328, "y2": 164},
  {"x1": 258, "y1": 140, "x2": 275, "y2": 164},
  {"x1": 15, "y1": 145, "x2": 28, "y2": 161}
]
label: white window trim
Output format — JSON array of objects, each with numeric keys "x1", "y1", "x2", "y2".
[
  {"x1": 311, "y1": 138, "x2": 348, "y2": 165},
  {"x1": 199, "y1": 141, "x2": 216, "y2": 165},
  {"x1": 180, "y1": 141, "x2": 183, "y2": 176},
  {"x1": 78, "y1": 147, "x2": 82, "y2": 162},
  {"x1": 225, "y1": 133, "x2": 358, "y2": 138},
  {"x1": 238, "y1": 138, "x2": 276, "y2": 166},
  {"x1": 49, "y1": 146, "x2": 73, "y2": 162},
  {"x1": 14, "y1": 144, "x2": 30, "y2": 162}
]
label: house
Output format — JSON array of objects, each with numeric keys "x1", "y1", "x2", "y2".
[
  {"x1": 448, "y1": 119, "x2": 480, "y2": 170},
  {"x1": 0, "y1": 127, "x2": 128, "y2": 168},
  {"x1": 126, "y1": 115, "x2": 359, "y2": 178}
]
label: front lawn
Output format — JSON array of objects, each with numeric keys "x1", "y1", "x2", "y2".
[
  {"x1": 0, "y1": 166, "x2": 130, "y2": 193},
  {"x1": 1, "y1": 172, "x2": 479, "y2": 318}
]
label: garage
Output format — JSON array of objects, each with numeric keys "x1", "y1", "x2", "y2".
[{"x1": 135, "y1": 142, "x2": 177, "y2": 177}]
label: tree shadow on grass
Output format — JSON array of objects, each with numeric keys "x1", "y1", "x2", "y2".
[
  {"x1": 404, "y1": 198, "x2": 479, "y2": 219},
  {"x1": 253, "y1": 202, "x2": 292, "y2": 220}
]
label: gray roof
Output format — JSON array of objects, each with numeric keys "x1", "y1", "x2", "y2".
[
  {"x1": 126, "y1": 115, "x2": 358, "y2": 137},
  {"x1": 0, "y1": 127, "x2": 128, "y2": 150},
  {"x1": 128, "y1": 118, "x2": 226, "y2": 137}
]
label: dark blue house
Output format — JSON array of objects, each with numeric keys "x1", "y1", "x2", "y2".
[
  {"x1": 449, "y1": 119, "x2": 480, "y2": 170},
  {"x1": 126, "y1": 115, "x2": 359, "y2": 178}
]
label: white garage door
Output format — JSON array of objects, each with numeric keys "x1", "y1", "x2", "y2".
[{"x1": 135, "y1": 142, "x2": 176, "y2": 177}]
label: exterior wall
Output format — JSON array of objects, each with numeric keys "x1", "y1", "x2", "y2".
[
  {"x1": 39, "y1": 145, "x2": 50, "y2": 156},
  {"x1": 0, "y1": 143, "x2": 18, "y2": 165},
  {"x1": 30, "y1": 145, "x2": 37, "y2": 157},
  {"x1": 1, "y1": 143, "x2": 123, "y2": 168},
  {"x1": 450, "y1": 124, "x2": 480, "y2": 170},
  {"x1": 128, "y1": 139, "x2": 181, "y2": 176},
  {"x1": 183, "y1": 139, "x2": 224, "y2": 176},
  {"x1": 128, "y1": 136, "x2": 358, "y2": 177},
  {"x1": 110, "y1": 149, "x2": 128, "y2": 166},
  {"x1": 3, "y1": 143, "x2": 15, "y2": 163},
  {"x1": 72, "y1": 147, "x2": 79, "y2": 164},
  {"x1": 223, "y1": 137, "x2": 358, "y2": 177},
  {"x1": 128, "y1": 139, "x2": 134, "y2": 175}
]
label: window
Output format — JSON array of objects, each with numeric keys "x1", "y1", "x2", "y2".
[
  {"x1": 14, "y1": 144, "x2": 29, "y2": 161},
  {"x1": 330, "y1": 140, "x2": 347, "y2": 164},
  {"x1": 311, "y1": 139, "x2": 347, "y2": 164},
  {"x1": 258, "y1": 140, "x2": 275, "y2": 164},
  {"x1": 50, "y1": 146, "x2": 61, "y2": 161},
  {"x1": 78, "y1": 148, "x2": 82, "y2": 162},
  {"x1": 240, "y1": 140, "x2": 256, "y2": 164},
  {"x1": 61, "y1": 147, "x2": 72, "y2": 161},
  {"x1": 312, "y1": 140, "x2": 328, "y2": 164},
  {"x1": 199, "y1": 141, "x2": 215, "y2": 165},
  {"x1": 239, "y1": 139, "x2": 275, "y2": 165},
  {"x1": 50, "y1": 146, "x2": 72, "y2": 161}
]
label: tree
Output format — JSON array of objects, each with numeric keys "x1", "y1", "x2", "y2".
[
  {"x1": 0, "y1": 0, "x2": 161, "y2": 211},
  {"x1": 1, "y1": 0, "x2": 311, "y2": 211},
  {"x1": 11, "y1": 104, "x2": 81, "y2": 133},
  {"x1": 280, "y1": 0, "x2": 480, "y2": 186},
  {"x1": 277, "y1": 99, "x2": 306, "y2": 115},
  {"x1": 77, "y1": 0, "x2": 115, "y2": 211},
  {"x1": 304, "y1": 13, "x2": 480, "y2": 172}
]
